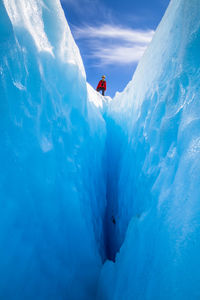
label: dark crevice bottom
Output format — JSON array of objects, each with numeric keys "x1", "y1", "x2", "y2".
[{"x1": 101, "y1": 115, "x2": 130, "y2": 263}]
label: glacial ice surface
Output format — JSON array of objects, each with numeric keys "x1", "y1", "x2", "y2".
[
  {"x1": 0, "y1": 1, "x2": 106, "y2": 299},
  {"x1": 97, "y1": 0, "x2": 200, "y2": 299},
  {"x1": 1, "y1": 0, "x2": 200, "y2": 299}
]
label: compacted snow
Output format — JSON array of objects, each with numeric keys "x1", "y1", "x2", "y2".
[{"x1": 1, "y1": 0, "x2": 200, "y2": 299}]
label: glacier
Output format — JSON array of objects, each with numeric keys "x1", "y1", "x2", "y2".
[
  {"x1": 0, "y1": 0, "x2": 107, "y2": 299},
  {"x1": 1, "y1": 0, "x2": 200, "y2": 299},
  {"x1": 97, "y1": 0, "x2": 200, "y2": 299}
]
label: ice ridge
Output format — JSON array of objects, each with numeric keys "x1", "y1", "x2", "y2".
[{"x1": 1, "y1": 0, "x2": 200, "y2": 300}]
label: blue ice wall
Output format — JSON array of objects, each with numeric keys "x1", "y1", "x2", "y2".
[
  {"x1": 0, "y1": 1, "x2": 107, "y2": 299},
  {"x1": 98, "y1": 0, "x2": 200, "y2": 299},
  {"x1": 2, "y1": 0, "x2": 200, "y2": 299}
]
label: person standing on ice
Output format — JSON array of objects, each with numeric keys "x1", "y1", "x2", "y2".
[{"x1": 96, "y1": 75, "x2": 107, "y2": 96}]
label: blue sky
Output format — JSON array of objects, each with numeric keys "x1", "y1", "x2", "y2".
[{"x1": 61, "y1": 0, "x2": 170, "y2": 97}]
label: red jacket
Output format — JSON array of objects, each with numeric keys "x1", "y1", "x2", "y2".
[{"x1": 96, "y1": 80, "x2": 106, "y2": 91}]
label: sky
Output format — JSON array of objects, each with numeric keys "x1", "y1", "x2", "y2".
[{"x1": 60, "y1": 0, "x2": 170, "y2": 97}]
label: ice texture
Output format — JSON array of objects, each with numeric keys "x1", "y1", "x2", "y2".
[
  {"x1": 0, "y1": 1, "x2": 106, "y2": 299},
  {"x1": 97, "y1": 0, "x2": 200, "y2": 299},
  {"x1": 1, "y1": 0, "x2": 200, "y2": 299}
]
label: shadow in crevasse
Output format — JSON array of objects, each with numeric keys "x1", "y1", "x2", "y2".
[{"x1": 102, "y1": 114, "x2": 128, "y2": 262}]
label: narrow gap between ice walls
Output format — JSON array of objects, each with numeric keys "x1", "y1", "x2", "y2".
[
  {"x1": 102, "y1": 112, "x2": 130, "y2": 262},
  {"x1": 87, "y1": 86, "x2": 132, "y2": 264}
]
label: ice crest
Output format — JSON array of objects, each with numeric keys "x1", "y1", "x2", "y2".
[{"x1": 1, "y1": 0, "x2": 200, "y2": 299}]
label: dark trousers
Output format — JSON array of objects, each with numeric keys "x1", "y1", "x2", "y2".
[{"x1": 97, "y1": 87, "x2": 105, "y2": 96}]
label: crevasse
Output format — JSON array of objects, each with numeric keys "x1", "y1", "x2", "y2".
[{"x1": 1, "y1": 0, "x2": 200, "y2": 300}]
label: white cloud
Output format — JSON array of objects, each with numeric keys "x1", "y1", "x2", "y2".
[
  {"x1": 74, "y1": 25, "x2": 154, "y2": 44},
  {"x1": 91, "y1": 45, "x2": 147, "y2": 65},
  {"x1": 72, "y1": 24, "x2": 155, "y2": 65}
]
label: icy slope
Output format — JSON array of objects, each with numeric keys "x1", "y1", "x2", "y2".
[
  {"x1": 98, "y1": 0, "x2": 200, "y2": 299},
  {"x1": 1, "y1": 0, "x2": 200, "y2": 299},
  {"x1": 0, "y1": 1, "x2": 107, "y2": 299}
]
